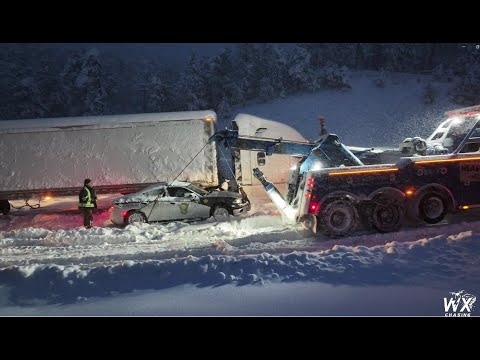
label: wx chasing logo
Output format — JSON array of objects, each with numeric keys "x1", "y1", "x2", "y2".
[{"x1": 444, "y1": 290, "x2": 476, "y2": 317}]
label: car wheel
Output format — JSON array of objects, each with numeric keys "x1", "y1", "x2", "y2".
[
  {"x1": 126, "y1": 211, "x2": 147, "y2": 224},
  {"x1": 212, "y1": 205, "x2": 231, "y2": 220}
]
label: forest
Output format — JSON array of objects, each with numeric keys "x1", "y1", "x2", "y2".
[{"x1": 0, "y1": 43, "x2": 479, "y2": 120}]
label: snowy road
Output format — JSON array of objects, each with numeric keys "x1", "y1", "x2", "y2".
[
  {"x1": 2, "y1": 196, "x2": 480, "y2": 269},
  {"x1": 1, "y1": 194, "x2": 479, "y2": 311}
]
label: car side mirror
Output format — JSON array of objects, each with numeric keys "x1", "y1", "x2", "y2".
[
  {"x1": 257, "y1": 152, "x2": 266, "y2": 166},
  {"x1": 184, "y1": 193, "x2": 197, "y2": 201}
]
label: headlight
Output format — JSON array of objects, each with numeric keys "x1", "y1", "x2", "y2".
[
  {"x1": 233, "y1": 198, "x2": 242, "y2": 204},
  {"x1": 310, "y1": 162, "x2": 323, "y2": 171}
]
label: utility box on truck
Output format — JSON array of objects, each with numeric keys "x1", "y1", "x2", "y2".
[{"x1": 0, "y1": 110, "x2": 218, "y2": 215}]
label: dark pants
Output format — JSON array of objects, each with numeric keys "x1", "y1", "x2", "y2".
[{"x1": 80, "y1": 208, "x2": 93, "y2": 227}]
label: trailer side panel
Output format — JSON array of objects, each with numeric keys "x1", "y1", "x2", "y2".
[{"x1": 0, "y1": 119, "x2": 218, "y2": 193}]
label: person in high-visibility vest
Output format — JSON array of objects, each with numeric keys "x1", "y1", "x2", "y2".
[{"x1": 78, "y1": 178, "x2": 97, "y2": 228}]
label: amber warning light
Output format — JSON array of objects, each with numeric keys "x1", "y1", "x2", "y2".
[{"x1": 405, "y1": 188, "x2": 415, "y2": 197}]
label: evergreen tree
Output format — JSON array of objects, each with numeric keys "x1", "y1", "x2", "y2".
[
  {"x1": 286, "y1": 45, "x2": 317, "y2": 92},
  {"x1": 176, "y1": 52, "x2": 211, "y2": 111}
]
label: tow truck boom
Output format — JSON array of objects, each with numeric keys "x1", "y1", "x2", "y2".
[{"x1": 208, "y1": 129, "x2": 314, "y2": 157}]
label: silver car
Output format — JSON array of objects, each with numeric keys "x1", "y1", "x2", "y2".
[{"x1": 109, "y1": 181, "x2": 250, "y2": 225}]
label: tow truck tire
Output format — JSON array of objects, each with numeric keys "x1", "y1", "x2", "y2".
[
  {"x1": 418, "y1": 192, "x2": 447, "y2": 224},
  {"x1": 126, "y1": 211, "x2": 147, "y2": 224},
  {"x1": 320, "y1": 199, "x2": 358, "y2": 238},
  {"x1": 371, "y1": 197, "x2": 404, "y2": 233},
  {"x1": 0, "y1": 200, "x2": 10, "y2": 215}
]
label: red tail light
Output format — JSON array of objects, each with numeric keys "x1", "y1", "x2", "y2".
[
  {"x1": 308, "y1": 202, "x2": 319, "y2": 213},
  {"x1": 307, "y1": 177, "x2": 314, "y2": 188},
  {"x1": 122, "y1": 211, "x2": 128, "y2": 217}
]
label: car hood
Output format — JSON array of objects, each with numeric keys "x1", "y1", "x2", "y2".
[{"x1": 204, "y1": 191, "x2": 243, "y2": 199}]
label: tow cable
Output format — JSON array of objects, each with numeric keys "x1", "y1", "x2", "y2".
[{"x1": 142, "y1": 141, "x2": 211, "y2": 222}]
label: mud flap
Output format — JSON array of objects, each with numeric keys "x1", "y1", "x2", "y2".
[{"x1": 299, "y1": 214, "x2": 317, "y2": 233}]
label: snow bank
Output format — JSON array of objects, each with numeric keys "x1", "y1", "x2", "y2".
[{"x1": 1, "y1": 228, "x2": 479, "y2": 305}]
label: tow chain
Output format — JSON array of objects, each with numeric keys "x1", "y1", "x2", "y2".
[{"x1": 10, "y1": 200, "x2": 41, "y2": 209}]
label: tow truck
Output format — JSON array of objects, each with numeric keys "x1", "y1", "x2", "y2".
[{"x1": 210, "y1": 105, "x2": 480, "y2": 238}]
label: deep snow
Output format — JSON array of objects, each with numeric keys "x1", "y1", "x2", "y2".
[
  {"x1": 1, "y1": 71, "x2": 478, "y2": 316},
  {"x1": 223, "y1": 71, "x2": 457, "y2": 148}
]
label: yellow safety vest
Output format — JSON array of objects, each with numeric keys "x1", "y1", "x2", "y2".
[{"x1": 79, "y1": 186, "x2": 94, "y2": 208}]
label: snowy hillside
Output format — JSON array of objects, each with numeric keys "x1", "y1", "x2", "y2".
[
  {"x1": 224, "y1": 71, "x2": 457, "y2": 148},
  {"x1": 1, "y1": 71, "x2": 479, "y2": 316}
]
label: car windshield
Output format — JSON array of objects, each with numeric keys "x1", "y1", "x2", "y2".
[{"x1": 186, "y1": 184, "x2": 209, "y2": 195}]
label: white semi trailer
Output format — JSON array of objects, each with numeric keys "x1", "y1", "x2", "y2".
[{"x1": 0, "y1": 110, "x2": 218, "y2": 215}]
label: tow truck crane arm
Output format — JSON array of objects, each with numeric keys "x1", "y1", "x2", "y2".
[{"x1": 208, "y1": 129, "x2": 314, "y2": 157}]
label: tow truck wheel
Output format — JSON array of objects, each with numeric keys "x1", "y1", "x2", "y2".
[
  {"x1": 126, "y1": 211, "x2": 147, "y2": 224},
  {"x1": 371, "y1": 197, "x2": 404, "y2": 233},
  {"x1": 320, "y1": 199, "x2": 358, "y2": 238},
  {"x1": 418, "y1": 192, "x2": 447, "y2": 224},
  {"x1": 0, "y1": 200, "x2": 10, "y2": 215}
]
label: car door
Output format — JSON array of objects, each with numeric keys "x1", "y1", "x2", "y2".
[
  {"x1": 141, "y1": 189, "x2": 179, "y2": 222},
  {"x1": 167, "y1": 187, "x2": 211, "y2": 220}
]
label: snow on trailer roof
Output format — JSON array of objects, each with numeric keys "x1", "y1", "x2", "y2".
[
  {"x1": 0, "y1": 110, "x2": 217, "y2": 133},
  {"x1": 233, "y1": 113, "x2": 308, "y2": 143}
]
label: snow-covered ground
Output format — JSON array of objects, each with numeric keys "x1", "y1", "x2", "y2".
[
  {"x1": 223, "y1": 71, "x2": 457, "y2": 148},
  {"x1": 1, "y1": 72, "x2": 478, "y2": 316},
  {"x1": 1, "y1": 193, "x2": 479, "y2": 315}
]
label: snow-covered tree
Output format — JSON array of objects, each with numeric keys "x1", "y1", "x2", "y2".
[
  {"x1": 286, "y1": 45, "x2": 317, "y2": 92},
  {"x1": 320, "y1": 63, "x2": 351, "y2": 90},
  {"x1": 75, "y1": 49, "x2": 109, "y2": 115},
  {"x1": 217, "y1": 97, "x2": 232, "y2": 118},
  {"x1": 0, "y1": 46, "x2": 59, "y2": 119},
  {"x1": 449, "y1": 45, "x2": 480, "y2": 106},
  {"x1": 60, "y1": 48, "x2": 111, "y2": 116},
  {"x1": 209, "y1": 48, "x2": 245, "y2": 108},
  {"x1": 176, "y1": 52, "x2": 211, "y2": 111},
  {"x1": 60, "y1": 50, "x2": 84, "y2": 116}
]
